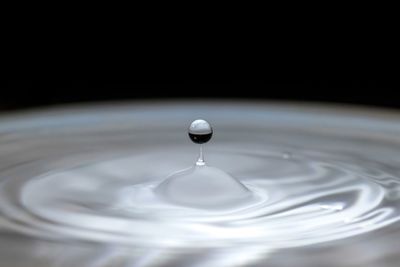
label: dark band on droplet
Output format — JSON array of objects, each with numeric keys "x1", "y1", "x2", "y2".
[{"x1": 189, "y1": 133, "x2": 212, "y2": 144}]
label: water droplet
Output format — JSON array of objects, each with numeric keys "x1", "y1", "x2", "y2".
[
  {"x1": 188, "y1": 119, "x2": 213, "y2": 166},
  {"x1": 154, "y1": 119, "x2": 252, "y2": 209},
  {"x1": 188, "y1": 119, "x2": 213, "y2": 144}
]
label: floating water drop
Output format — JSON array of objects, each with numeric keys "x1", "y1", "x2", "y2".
[
  {"x1": 188, "y1": 119, "x2": 213, "y2": 144},
  {"x1": 188, "y1": 119, "x2": 213, "y2": 166},
  {"x1": 154, "y1": 119, "x2": 253, "y2": 209}
]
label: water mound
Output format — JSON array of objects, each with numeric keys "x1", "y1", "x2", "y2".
[{"x1": 155, "y1": 165, "x2": 253, "y2": 209}]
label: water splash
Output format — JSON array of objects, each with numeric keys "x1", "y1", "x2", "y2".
[
  {"x1": 155, "y1": 119, "x2": 252, "y2": 208},
  {"x1": 1, "y1": 103, "x2": 400, "y2": 266}
]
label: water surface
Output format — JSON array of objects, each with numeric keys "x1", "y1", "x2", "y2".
[{"x1": 1, "y1": 102, "x2": 400, "y2": 266}]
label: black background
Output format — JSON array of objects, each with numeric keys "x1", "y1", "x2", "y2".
[{"x1": 1, "y1": 79, "x2": 399, "y2": 111}]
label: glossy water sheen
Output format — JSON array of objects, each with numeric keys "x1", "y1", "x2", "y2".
[{"x1": 2, "y1": 102, "x2": 400, "y2": 267}]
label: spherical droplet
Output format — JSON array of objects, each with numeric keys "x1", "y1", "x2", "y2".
[{"x1": 188, "y1": 119, "x2": 213, "y2": 144}]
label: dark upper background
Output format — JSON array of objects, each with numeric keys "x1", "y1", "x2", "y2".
[{"x1": 1, "y1": 79, "x2": 399, "y2": 111}]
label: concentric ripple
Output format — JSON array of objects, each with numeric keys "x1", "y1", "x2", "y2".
[{"x1": 2, "y1": 103, "x2": 400, "y2": 266}]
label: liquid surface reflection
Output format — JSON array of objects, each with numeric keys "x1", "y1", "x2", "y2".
[{"x1": 1, "y1": 102, "x2": 400, "y2": 266}]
